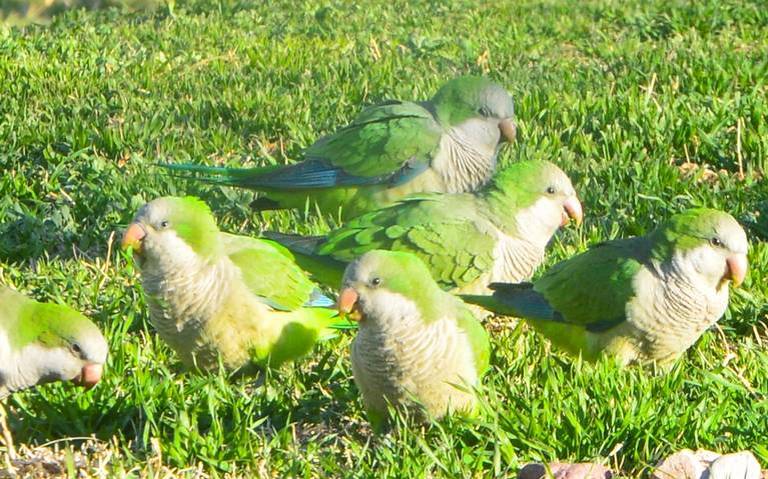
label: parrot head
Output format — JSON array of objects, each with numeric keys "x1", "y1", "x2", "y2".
[
  {"x1": 28, "y1": 304, "x2": 108, "y2": 390},
  {"x1": 338, "y1": 250, "x2": 447, "y2": 325},
  {"x1": 654, "y1": 208, "x2": 748, "y2": 291},
  {"x1": 489, "y1": 160, "x2": 583, "y2": 240},
  {"x1": 121, "y1": 196, "x2": 220, "y2": 267},
  {"x1": 430, "y1": 76, "x2": 516, "y2": 146}
]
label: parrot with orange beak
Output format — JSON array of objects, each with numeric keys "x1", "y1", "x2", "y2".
[
  {"x1": 267, "y1": 160, "x2": 583, "y2": 296},
  {"x1": 0, "y1": 286, "x2": 107, "y2": 398},
  {"x1": 463, "y1": 208, "x2": 749, "y2": 366},
  {"x1": 161, "y1": 76, "x2": 516, "y2": 219},
  {"x1": 339, "y1": 250, "x2": 490, "y2": 431},
  {"x1": 121, "y1": 196, "x2": 351, "y2": 374}
]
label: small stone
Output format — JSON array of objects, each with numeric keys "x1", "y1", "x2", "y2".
[
  {"x1": 653, "y1": 449, "x2": 707, "y2": 479},
  {"x1": 519, "y1": 462, "x2": 612, "y2": 479},
  {"x1": 708, "y1": 451, "x2": 761, "y2": 479},
  {"x1": 519, "y1": 463, "x2": 547, "y2": 479}
]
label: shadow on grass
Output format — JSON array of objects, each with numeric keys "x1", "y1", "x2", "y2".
[{"x1": 0, "y1": 214, "x2": 77, "y2": 263}]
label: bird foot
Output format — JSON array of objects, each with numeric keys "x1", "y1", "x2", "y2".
[{"x1": 0, "y1": 402, "x2": 17, "y2": 472}]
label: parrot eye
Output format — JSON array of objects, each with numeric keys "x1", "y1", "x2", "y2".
[
  {"x1": 710, "y1": 237, "x2": 722, "y2": 247},
  {"x1": 370, "y1": 277, "x2": 381, "y2": 287},
  {"x1": 160, "y1": 220, "x2": 170, "y2": 229},
  {"x1": 546, "y1": 186, "x2": 556, "y2": 194},
  {"x1": 72, "y1": 343, "x2": 82, "y2": 354},
  {"x1": 478, "y1": 106, "x2": 491, "y2": 117}
]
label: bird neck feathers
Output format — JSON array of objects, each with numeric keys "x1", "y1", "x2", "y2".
[
  {"x1": 139, "y1": 239, "x2": 234, "y2": 330},
  {"x1": 432, "y1": 124, "x2": 498, "y2": 193}
]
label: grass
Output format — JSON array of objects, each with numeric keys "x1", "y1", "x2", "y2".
[
  {"x1": 0, "y1": 0, "x2": 161, "y2": 25},
  {"x1": 1, "y1": 0, "x2": 767, "y2": 476}
]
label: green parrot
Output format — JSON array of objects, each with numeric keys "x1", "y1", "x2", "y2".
[
  {"x1": 121, "y1": 196, "x2": 352, "y2": 374},
  {"x1": 162, "y1": 76, "x2": 516, "y2": 219},
  {"x1": 462, "y1": 208, "x2": 749, "y2": 366},
  {"x1": 338, "y1": 250, "x2": 490, "y2": 430},
  {"x1": 0, "y1": 286, "x2": 107, "y2": 398},
  {"x1": 267, "y1": 160, "x2": 583, "y2": 295}
]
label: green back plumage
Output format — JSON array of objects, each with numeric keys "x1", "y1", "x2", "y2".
[
  {"x1": 307, "y1": 101, "x2": 443, "y2": 178},
  {"x1": 319, "y1": 194, "x2": 495, "y2": 289},
  {"x1": 222, "y1": 235, "x2": 319, "y2": 311},
  {"x1": 535, "y1": 237, "x2": 650, "y2": 328}
]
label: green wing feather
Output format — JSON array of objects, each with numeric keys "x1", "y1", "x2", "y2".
[
  {"x1": 305, "y1": 101, "x2": 443, "y2": 178},
  {"x1": 534, "y1": 237, "x2": 650, "y2": 327},
  {"x1": 222, "y1": 233, "x2": 318, "y2": 311},
  {"x1": 318, "y1": 194, "x2": 496, "y2": 289}
]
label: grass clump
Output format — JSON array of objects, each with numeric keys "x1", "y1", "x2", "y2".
[{"x1": 1, "y1": 0, "x2": 767, "y2": 476}]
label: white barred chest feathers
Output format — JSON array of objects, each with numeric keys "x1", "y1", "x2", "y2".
[
  {"x1": 137, "y1": 233, "x2": 284, "y2": 371},
  {"x1": 350, "y1": 291, "x2": 479, "y2": 419}
]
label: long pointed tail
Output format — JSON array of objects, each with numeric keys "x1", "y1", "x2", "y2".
[
  {"x1": 460, "y1": 293, "x2": 510, "y2": 314},
  {"x1": 460, "y1": 282, "x2": 560, "y2": 322},
  {"x1": 159, "y1": 163, "x2": 283, "y2": 188}
]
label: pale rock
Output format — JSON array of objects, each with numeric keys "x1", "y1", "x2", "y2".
[
  {"x1": 518, "y1": 462, "x2": 612, "y2": 479},
  {"x1": 653, "y1": 449, "x2": 707, "y2": 479},
  {"x1": 708, "y1": 451, "x2": 761, "y2": 479}
]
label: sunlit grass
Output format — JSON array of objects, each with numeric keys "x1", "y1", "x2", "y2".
[{"x1": 0, "y1": 0, "x2": 767, "y2": 476}]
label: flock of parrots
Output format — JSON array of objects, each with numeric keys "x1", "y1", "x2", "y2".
[{"x1": 0, "y1": 76, "x2": 750, "y2": 434}]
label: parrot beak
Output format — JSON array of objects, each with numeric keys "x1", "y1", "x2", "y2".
[
  {"x1": 74, "y1": 363, "x2": 103, "y2": 390},
  {"x1": 724, "y1": 254, "x2": 748, "y2": 288},
  {"x1": 121, "y1": 223, "x2": 147, "y2": 254},
  {"x1": 338, "y1": 287, "x2": 362, "y2": 321},
  {"x1": 561, "y1": 196, "x2": 584, "y2": 226},
  {"x1": 498, "y1": 118, "x2": 517, "y2": 143}
]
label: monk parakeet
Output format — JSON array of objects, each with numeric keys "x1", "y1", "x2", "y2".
[
  {"x1": 463, "y1": 209, "x2": 749, "y2": 366},
  {"x1": 339, "y1": 250, "x2": 490, "y2": 430},
  {"x1": 0, "y1": 286, "x2": 107, "y2": 398},
  {"x1": 267, "y1": 160, "x2": 583, "y2": 295},
  {"x1": 162, "y1": 76, "x2": 516, "y2": 218},
  {"x1": 121, "y1": 196, "x2": 352, "y2": 374}
]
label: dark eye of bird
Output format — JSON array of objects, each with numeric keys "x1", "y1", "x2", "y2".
[
  {"x1": 160, "y1": 220, "x2": 170, "y2": 228},
  {"x1": 546, "y1": 186, "x2": 556, "y2": 194},
  {"x1": 478, "y1": 106, "x2": 490, "y2": 117},
  {"x1": 72, "y1": 343, "x2": 82, "y2": 354},
  {"x1": 710, "y1": 237, "x2": 722, "y2": 247},
  {"x1": 371, "y1": 277, "x2": 381, "y2": 287}
]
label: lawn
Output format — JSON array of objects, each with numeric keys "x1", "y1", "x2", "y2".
[{"x1": 1, "y1": 0, "x2": 767, "y2": 476}]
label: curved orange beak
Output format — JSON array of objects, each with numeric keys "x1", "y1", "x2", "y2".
[
  {"x1": 74, "y1": 363, "x2": 103, "y2": 390},
  {"x1": 338, "y1": 287, "x2": 361, "y2": 321},
  {"x1": 561, "y1": 196, "x2": 584, "y2": 226},
  {"x1": 498, "y1": 118, "x2": 516, "y2": 143},
  {"x1": 725, "y1": 254, "x2": 748, "y2": 287},
  {"x1": 121, "y1": 223, "x2": 147, "y2": 253}
]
